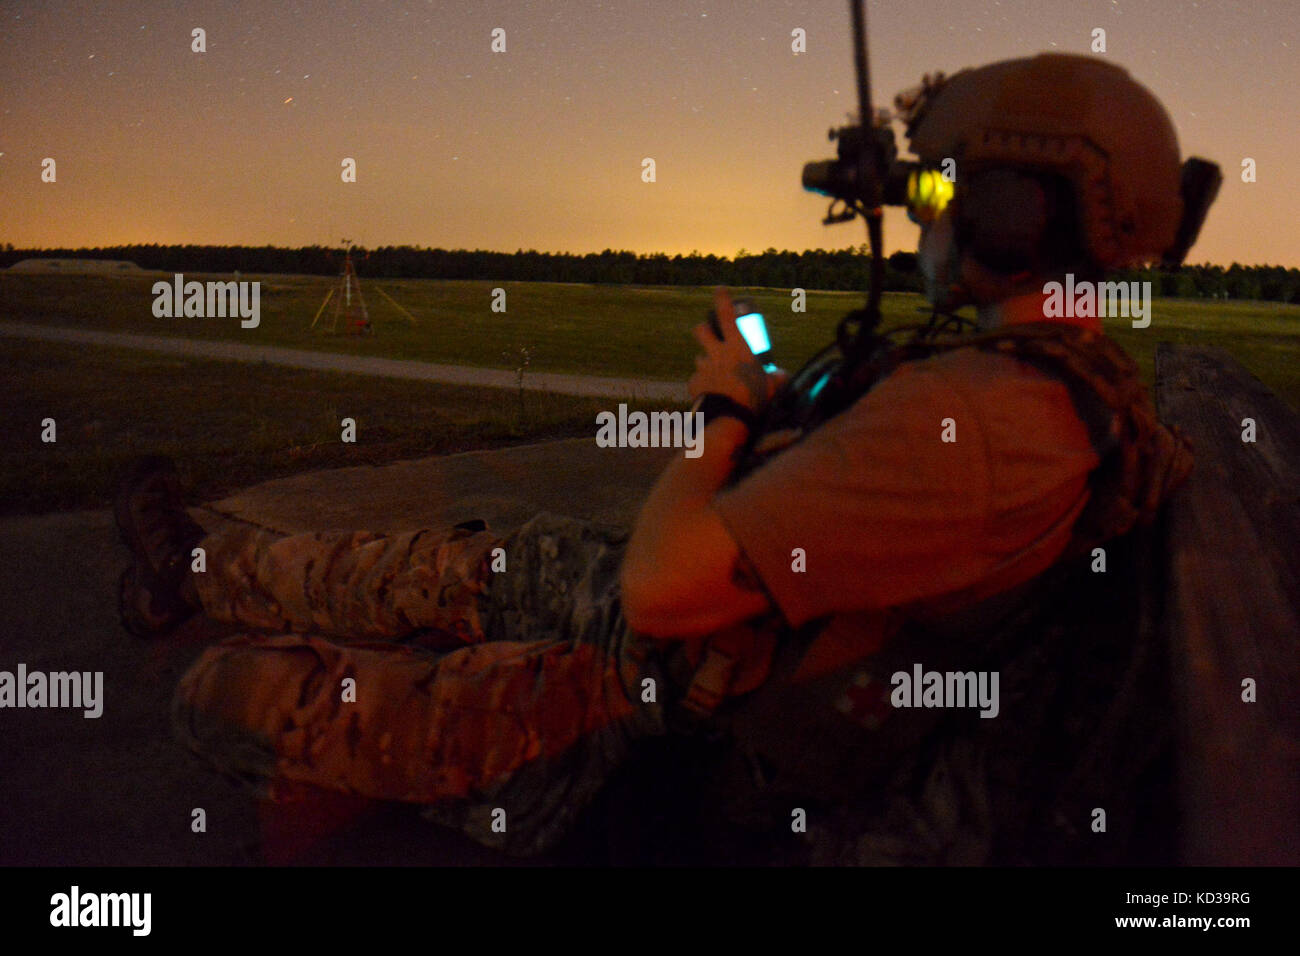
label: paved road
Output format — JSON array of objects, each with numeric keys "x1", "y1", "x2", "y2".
[{"x1": 0, "y1": 320, "x2": 688, "y2": 402}]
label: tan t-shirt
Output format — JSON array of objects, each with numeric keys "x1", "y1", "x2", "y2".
[{"x1": 711, "y1": 345, "x2": 1102, "y2": 638}]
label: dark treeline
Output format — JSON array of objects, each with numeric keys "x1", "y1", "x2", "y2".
[{"x1": 1, "y1": 242, "x2": 1298, "y2": 303}]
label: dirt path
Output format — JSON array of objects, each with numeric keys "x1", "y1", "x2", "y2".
[{"x1": 0, "y1": 320, "x2": 686, "y2": 401}]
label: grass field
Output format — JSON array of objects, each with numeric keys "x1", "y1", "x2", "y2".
[
  {"x1": 2, "y1": 272, "x2": 1298, "y2": 399},
  {"x1": 2, "y1": 272, "x2": 1298, "y2": 514},
  {"x1": 0, "y1": 340, "x2": 667, "y2": 515},
  {"x1": 0, "y1": 272, "x2": 873, "y2": 381}
]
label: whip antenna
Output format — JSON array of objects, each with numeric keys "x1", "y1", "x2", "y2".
[
  {"x1": 848, "y1": 0, "x2": 885, "y2": 349},
  {"x1": 851, "y1": 0, "x2": 872, "y2": 153}
]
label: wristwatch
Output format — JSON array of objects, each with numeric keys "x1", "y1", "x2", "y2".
[{"x1": 693, "y1": 392, "x2": 759, "y2": 431}]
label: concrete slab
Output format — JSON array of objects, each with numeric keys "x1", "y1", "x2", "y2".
[{"x1": 201, "y1": 436, "x2": 676, "y2": 534}]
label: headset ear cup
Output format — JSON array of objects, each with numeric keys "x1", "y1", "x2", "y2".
[{"x1": 958, "y1": 169, "x2": 1051, "y2": 274}]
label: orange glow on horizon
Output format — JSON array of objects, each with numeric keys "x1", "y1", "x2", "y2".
[{"x1": 1, "y1": 2, "x2": 1294, "y2": 268}]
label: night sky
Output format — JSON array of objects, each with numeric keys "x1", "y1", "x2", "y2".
[{"x1": 1, "y1": 0, "x2": 1295, "y2": 266}]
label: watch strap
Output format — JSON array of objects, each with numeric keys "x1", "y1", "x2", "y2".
[{"x1": 694, "y1": 393, "x2": 759, "y2": 431}]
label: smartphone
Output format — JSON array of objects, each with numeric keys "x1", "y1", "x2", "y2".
[{"x1": 710, "y1": 296, "x2": 775, "y2": 371}]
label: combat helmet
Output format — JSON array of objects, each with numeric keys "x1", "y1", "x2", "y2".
[{"x1": 895, "y1": 53, "x2": 1220, "y2": 272}]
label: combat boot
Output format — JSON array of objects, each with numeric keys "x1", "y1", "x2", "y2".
[{"x1": 114, "y1": 456, "x2": 207, "y2": 636}]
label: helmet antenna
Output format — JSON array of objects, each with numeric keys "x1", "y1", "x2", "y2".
[
  {"x1": 850, "y1": 0, "x2": 885, "y2": 348},
  {"x1": 799, "y1": 1, "x2": 896, "y2": 358}
]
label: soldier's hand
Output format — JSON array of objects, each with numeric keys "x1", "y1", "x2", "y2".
[{"x1": 688, "y1": 287, "x2": 786, "y2": 412}]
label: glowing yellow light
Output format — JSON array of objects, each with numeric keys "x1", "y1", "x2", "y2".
[{"x1": 907, "y1": 168, "x2": 954, "y2": 223}]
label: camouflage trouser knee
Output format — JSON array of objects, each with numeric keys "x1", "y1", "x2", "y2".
[
  {"x1": 173, "y1": 512, "x2": 671, "y2": 855},
  {"x1": 191, "y1": 520, "x2": 504, "y2": 647}
]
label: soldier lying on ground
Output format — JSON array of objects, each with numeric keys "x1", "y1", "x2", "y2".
[{"x1": 116, "y1": 53, "x2": 1203, "y2": 861}]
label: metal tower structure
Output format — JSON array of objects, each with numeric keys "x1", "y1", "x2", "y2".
[{"x1": 310, "y1": 239, "x2": 371, "y2": 335}]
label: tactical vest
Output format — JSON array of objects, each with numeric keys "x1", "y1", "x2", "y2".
[
  {"x1": 739, "y1": 320, "x2": 1193, "y2": 557},
  {"x1": 674, "y1": 321, "x2": 1193, "y2": 861}
]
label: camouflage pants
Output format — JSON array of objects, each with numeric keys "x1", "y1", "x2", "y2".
[{"x1": 172, "y1": 512, "x2": 671, "y2": 856}]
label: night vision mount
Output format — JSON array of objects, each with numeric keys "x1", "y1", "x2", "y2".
[
  {"x1": 799, "y1": 0, "x2": 925, "y2": 357},
  {"x1": 734, "y1": 0, "x2": 964, "y2": 470}
]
